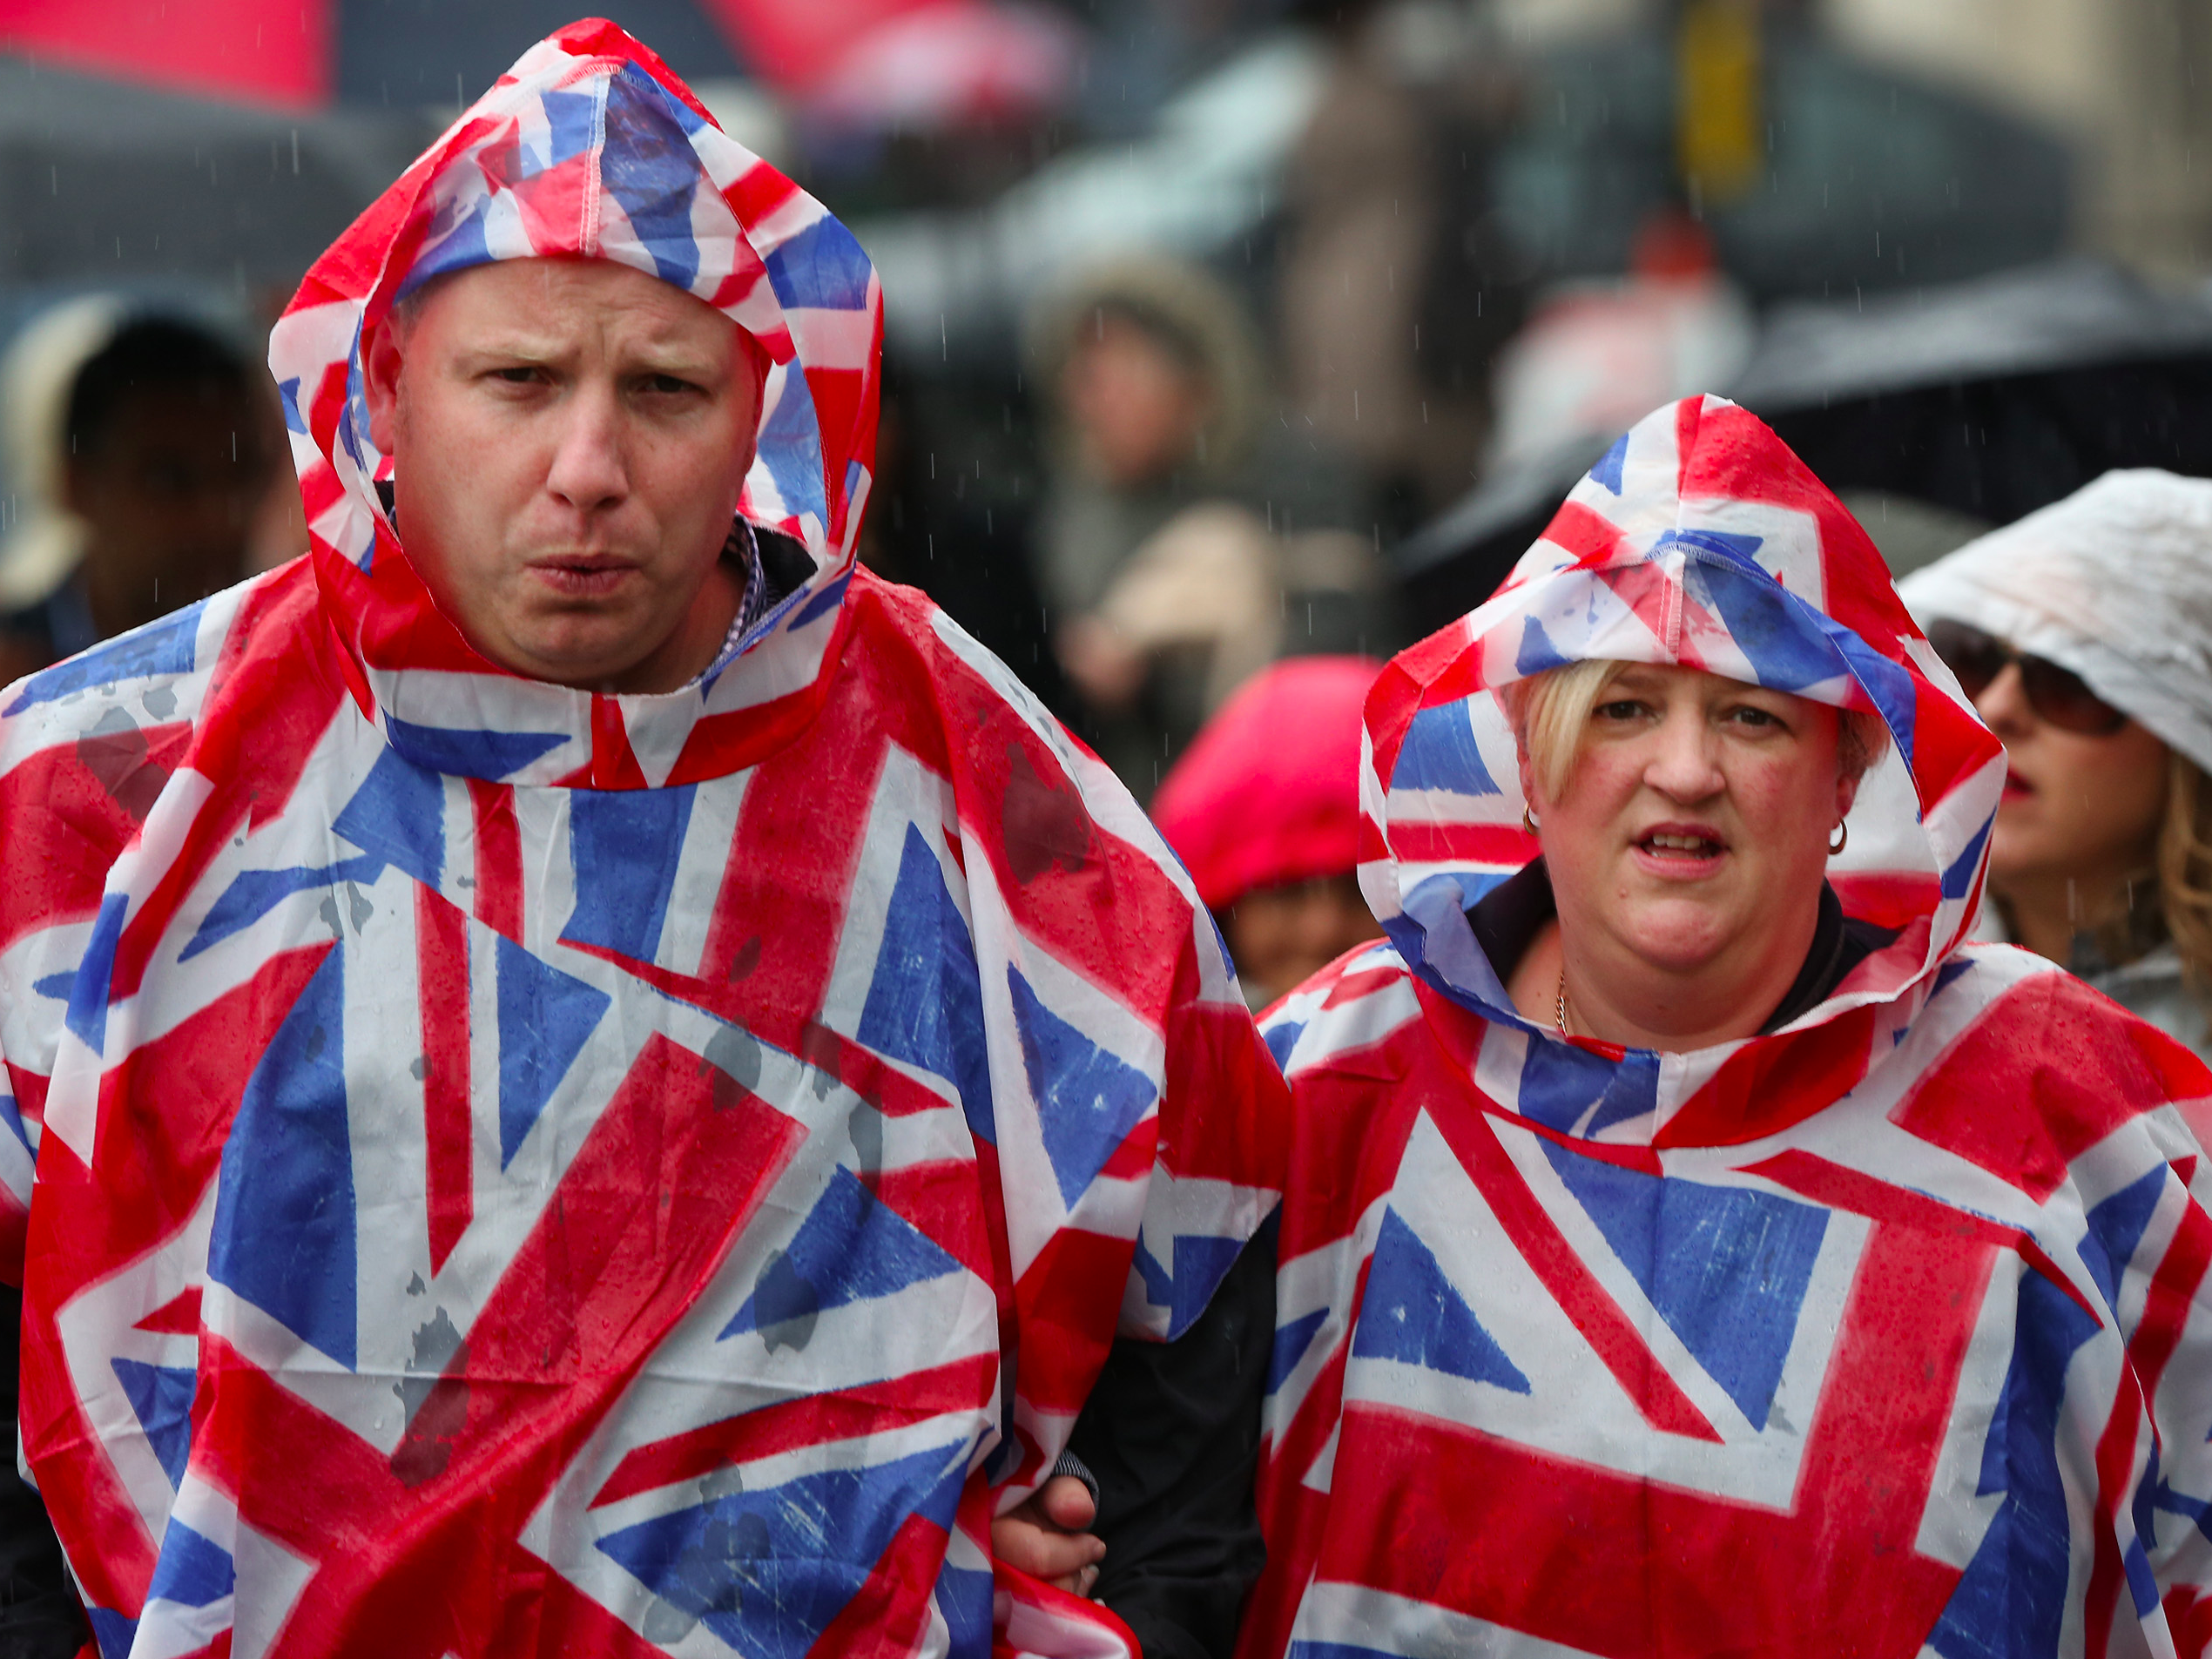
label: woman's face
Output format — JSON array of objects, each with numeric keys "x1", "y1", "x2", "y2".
[
  {"x1": 1527, "y1": 664, "x2": 1856, "y2": 982},
  {"x1": 1060, "y1": 314, "x2": 1211, "y2": 489},
  {"x1": 1975, "y1": 660, "x2": 2168, "y2": 897}
]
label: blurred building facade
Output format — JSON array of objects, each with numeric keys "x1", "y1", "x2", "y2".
[
  {"x1": 1489, "y1": 0, "x2": 2212, "y2": 281},
  {"x1": 1821, "y1": 0, "x2": 2212, "y2": 278}
]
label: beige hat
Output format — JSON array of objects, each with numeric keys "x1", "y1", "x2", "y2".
[
  {"x1": 0, "y1": 295, "x2": 131, "y2": 610},
  {"x1": 1024, "y1": 254, "x2": 1268, "y2": 479}
]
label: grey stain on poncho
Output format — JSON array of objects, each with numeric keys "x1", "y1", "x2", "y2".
[
  {"x1": 395, "y1": 1304, "x2": 464, "y2": 1422},
  {"x1": 703, "y1": 1025, "x2": 761, "y2": 1105},
  {"x1": 76, "y1": 705, "x2": 169, "y2": 823},
  {"x1": 748, "y1": 1246, "x2": 819, "y2": 1353}
]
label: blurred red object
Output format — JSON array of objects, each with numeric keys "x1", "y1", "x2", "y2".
[
  {"x1": 0, "y1": 0, "x2": 1071, "y2": 126},
  {"x1": 702, "y1": 0, "x2": 1077, "y2": 125},
  {"x1": 1629, "y1": 203, "x2": 1720, "y2": 280},
  {"x1": 0, "y1": 0, "x2": 330, "y2": 106},
  {"x1": 1151, "y1": 656, "x2": 1382, "y2": 912}
]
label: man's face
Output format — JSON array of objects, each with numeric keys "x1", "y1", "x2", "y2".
[{"x1": 364, "y1": 257, "x2": 765, "y2": 693}]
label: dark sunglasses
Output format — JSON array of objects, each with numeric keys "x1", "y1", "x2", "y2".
[{"x1": 1924, "y1": 620, "x2": 2128, "y2": 736}]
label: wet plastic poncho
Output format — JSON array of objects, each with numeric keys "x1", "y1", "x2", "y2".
[
  {"x1": 1239, "y1": 396, "x2": 2212, "y2": 1658},
  {"x1": 0, "y1": 23, "x2": 1283, "y2": 1656},
  {"x1": 1899, "y1": 468, "x2": 2212, "y2": 777}
]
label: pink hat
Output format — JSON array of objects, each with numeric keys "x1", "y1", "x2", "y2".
[{"x1": 1152, "y1": 656, "x2": 1382, "y2": 909}]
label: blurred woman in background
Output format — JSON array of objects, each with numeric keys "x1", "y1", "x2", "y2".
[
  {"x1": 1026, "y1": 256, "x2": 1384, "y2": 796},
  {"x1": 1901, "y1": 469, "x2": 2212, "y2": 1056}
]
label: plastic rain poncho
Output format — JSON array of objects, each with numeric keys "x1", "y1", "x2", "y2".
[
  {"x1": 1238, "y1": 397, "x2": 2212, "y2": 1659},
  {"x1": 0, "y1": 24, "x2": 1284, "y2": 1656}
]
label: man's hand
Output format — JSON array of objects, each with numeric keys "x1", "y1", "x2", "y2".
[{"x1": 990, "y1": 1474, "x2": 1104, "y2": 1595}]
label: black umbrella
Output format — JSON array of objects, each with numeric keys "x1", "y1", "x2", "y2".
[
  {"x1": 1740, "y1": 258, "x2": 2212, "y2": 524},
  {"x1": 0, "y1": 57, "x2": 436, "y2": 292},
  {"x1": 1397, "y1": 259, "x2": 2212, "y2": 627}
]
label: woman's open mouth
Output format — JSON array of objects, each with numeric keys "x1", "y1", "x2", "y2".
[
  {"x1": 2002, "y1": 769, "x2": 2035, "y2": 800},
  {"x1": 1635, "y1": 828, "x2": 1726, "y2": 860},
  {"x1": 1629, "y1": 826, "x2": 1730, "y2": 875}
]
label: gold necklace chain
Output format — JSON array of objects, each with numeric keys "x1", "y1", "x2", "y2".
[{"x1": 1554, "y1": 966, "x2": 1571, "y2": 1038}]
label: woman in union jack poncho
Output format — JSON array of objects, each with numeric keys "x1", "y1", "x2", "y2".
[{"x1": 1237, "y1": 395, "x2": 2212, "y2": 1658}]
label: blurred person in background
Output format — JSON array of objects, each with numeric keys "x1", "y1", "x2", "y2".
[
  {"x1": 1481, "y1": 206, "x2": 1757, "y2": 484},
  {"x1": 0, "y1": 302, "x2": 282, "y2": 685},
  {"x1": 1028, "y1": 254, "x2": 1381, "y2": 796},
  {"x1": 1277, "y1": 0, "x2": 1527, "y2": 529},
  {"x1": 1150, "y1": 655, "x2": 1383, "y2": 1009},
  {"x1": 856, "y1": 352, "x2": 1080, "y2": 725},
  {"x1": 1902, "y1": 470, "x2": 2212, "y2": 1058}
]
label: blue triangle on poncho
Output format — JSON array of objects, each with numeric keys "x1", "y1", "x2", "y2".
[
  {"x1": 1007, "y1": 968, "x2": 1156, "y2": 1210},
  {"x1": 857, "y1": 826, "x2": 995, "y2": 1144},
  {"x1": 206, "y1": 949, "x2": 358, "y2": 1370},
  {"x1": 494, "y1": 934, "x2": 610, "y2": 1168},
  {"x1": 1541, "y1": 1142, "x2": 1827, "y2": 1430},
  {"x1": 1392, "y1": 703, "x2": 1500, "y2": 796},
  {"x1": 720, "y1": 1166, "x2": 960, "y2": 1339},
  {"x1": 1352, "y1": 1209, "x2": 1529, "y2": 1393},
  {"x1": 110, "y1": 1358, "x2": 195, "y2": 1488},
  {"x1": 145, "y1": 1518, "x2": 235, "y2": 1608},
  {"x1": 596, "y1": 1438, "x2": 966, "y2": 1658}
]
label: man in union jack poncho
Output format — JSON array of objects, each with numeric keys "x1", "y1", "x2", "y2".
[
  {"x1": 0, "y1": 22, "x2": 1285, "y2": 1656},
  {"x1": 1239, "y1": 397, "x2": 2212, "y2": 1656}
]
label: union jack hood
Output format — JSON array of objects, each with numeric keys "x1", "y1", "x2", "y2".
[
  {"x1": 0, "y1": 22, "x2": 1284, "y2": 1656},
  {"x1": 1242, "y1": 395, "x2": 2212, "y2": 1658}
]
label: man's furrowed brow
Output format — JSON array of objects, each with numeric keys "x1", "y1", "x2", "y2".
[
  {"x1": 455, "y1": 331, "x2": 568, "y2": 367},
  {"x1": 622, "y1": 332, "x2": 731, "y2": 381}
]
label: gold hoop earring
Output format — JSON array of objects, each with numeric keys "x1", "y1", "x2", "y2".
[
  {"x1": 1829, "y1": 820, "x2": 1848, "y2": 856},
  {"x1": 1522, "y1": 805, "x2": 1540, "y2": 835}
]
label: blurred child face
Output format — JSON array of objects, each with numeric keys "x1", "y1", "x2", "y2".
[
  {"x1": 1060, "y1": 314, "x2": 1212, "y2": 489},
  {"x1": 1225, "y1": 873, "x2": 1381, "y2": 1006}
]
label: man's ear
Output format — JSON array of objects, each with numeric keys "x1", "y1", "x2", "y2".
[
  {"x1": 363, "y1": 314, "x2": 407, "y2": 455},
  {"x1": 736, "y1": 327, "x2": 770, "y2": 470}
]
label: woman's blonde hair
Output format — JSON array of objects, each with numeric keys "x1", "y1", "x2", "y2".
[
  {"x1": 1501, "y1": 658, "x2": 1892, "y2": 808},
  {"x1": 2158, "y1": 750, "x2": 2212, "y2": 989}
]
